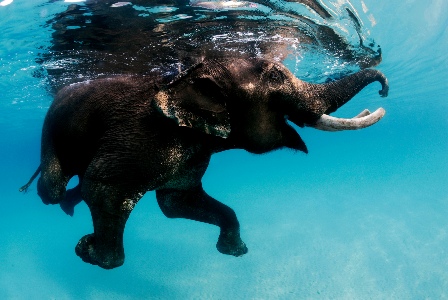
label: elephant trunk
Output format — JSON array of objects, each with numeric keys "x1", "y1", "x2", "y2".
[
  {"x1": 290, "y1": 69, "x2": 389, "y2": 131},
  {"x1": 306, "y1": 69, "x2": 388, "y2": 115}
]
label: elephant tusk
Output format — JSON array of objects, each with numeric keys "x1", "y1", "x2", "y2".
[
  {"x1": 354, "y1": 109, "x2": 371, "y2": 118},
  {"x1": 310, "y1": 107, "x2": 386, "y2": 131}
]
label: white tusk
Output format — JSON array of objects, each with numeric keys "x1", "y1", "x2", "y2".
[
  {"x1": 354, "y1": 109, "x2": 371, "y2": 118},
  {"x1": 310, "y1": 107, "x2": 386, "y2": 131}
]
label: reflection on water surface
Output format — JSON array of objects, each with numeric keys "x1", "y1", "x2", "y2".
[{"x1": 36, "y1": 0, "x2": 382, "y2": 91}]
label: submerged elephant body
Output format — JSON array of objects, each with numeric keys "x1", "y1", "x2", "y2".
[{"x1": 21, "y1": 58, "x2": 388, "y2": 269}]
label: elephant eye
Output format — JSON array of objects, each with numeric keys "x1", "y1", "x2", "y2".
[{"x1": 268, "y1": 68, "x2": 285, "y2": 84}]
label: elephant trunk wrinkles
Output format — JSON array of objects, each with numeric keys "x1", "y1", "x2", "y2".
[{"x1": 303, "y1": 69, "x2": 389, "y2": 116}]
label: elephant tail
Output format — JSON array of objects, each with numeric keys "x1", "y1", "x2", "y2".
[{"x1": 19, "y1": 165, "x2": 41, "y2": 193}]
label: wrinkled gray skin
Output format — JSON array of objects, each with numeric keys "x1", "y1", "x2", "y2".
[{"x1": 21, "y1": 58, "x2": 388, "y2": 269}]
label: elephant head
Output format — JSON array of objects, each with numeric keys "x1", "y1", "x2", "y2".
[{"x1": 153, "y1": 58, "x2": 389, "y2": 154}]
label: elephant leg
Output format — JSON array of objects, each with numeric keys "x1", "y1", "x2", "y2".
[
  {"x1": 59, "y1": 179, "x2": 83, "y2": 217},
  {"x1": 156, "y1": 185, "x2": 248, "y2": 257},
  {"x1": 75, "y1": 179, "x2": 140, "y2": 269},
  {"x1": 37, "y1": 146, "x2": 70, "y2": 205}
]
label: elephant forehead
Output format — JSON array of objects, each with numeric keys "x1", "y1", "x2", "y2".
[{"x1": 243, "y1": 82, "x2": 256, "y2": 91}]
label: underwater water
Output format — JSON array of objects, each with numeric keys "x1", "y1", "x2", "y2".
[{"x1": 1, "y1": 0, "x2": 447, "y2": 298}]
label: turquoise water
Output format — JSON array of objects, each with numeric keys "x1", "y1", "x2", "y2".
[{"x1": 1, "y1": 0, "x2": 447, "y2": 298}]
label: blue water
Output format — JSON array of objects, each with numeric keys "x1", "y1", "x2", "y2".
[{"x1": 1, "y1": 0, "x2": 447, "y2": 298}]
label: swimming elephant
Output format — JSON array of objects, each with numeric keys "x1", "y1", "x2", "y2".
[{"x1": 20, "y1": 57, "x2": 389, "y2": 269}]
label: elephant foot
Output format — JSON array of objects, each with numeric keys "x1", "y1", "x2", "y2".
[
  {"x1": 60, "y1": 199, "x2": 75, "y2": 217},
  {"x1": 216, "y1": 229, "x2": 248, "y2": 257},
  {"x1": 75, "y1": 234, "x2": 124, "y2": 269},
  {"x1": 59, "y1": 186, "x2": 82, "y2": 216}
]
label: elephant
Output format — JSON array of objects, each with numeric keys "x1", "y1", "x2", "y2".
[{"x1": 20, "y1": 57, "x2": 389, "y2": 269}]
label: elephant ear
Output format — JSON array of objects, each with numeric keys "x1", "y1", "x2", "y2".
[{"x1": 153, "y1": 76, "x2": 231, "y2": 138}]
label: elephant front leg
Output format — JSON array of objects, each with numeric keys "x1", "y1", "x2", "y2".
[
  {"x1": 156, "y1": 185, "x2": 248, "y2": 257},
  {"x1": 76, "y1": 181, "x2": 138, "y2": 269}
]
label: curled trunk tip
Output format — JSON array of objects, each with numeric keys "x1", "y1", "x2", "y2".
[{"x1": 319, "y1": 68, "x2": 389, "y2": 114}]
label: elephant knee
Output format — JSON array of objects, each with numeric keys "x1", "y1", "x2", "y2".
[
  {"x1": 156, "y1": 190, "x2": 179, "y2": 219},
  {"x1": 37, "y1": 176, "x2": 66, "y2": 205}
]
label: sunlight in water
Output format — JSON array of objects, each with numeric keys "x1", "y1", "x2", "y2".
[
  {"x1": 0, "y1": 0, "x2": 447, "y2": 298},
  {"x1": 0, "y1": 0, "x2": 13, "y2": 7}
]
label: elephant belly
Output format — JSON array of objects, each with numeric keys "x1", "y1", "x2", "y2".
[
  {"x1": 156, "y1": 153, "x2": 210, "y2": 191},
  {"x1": 82, "y1": 131, "x2": 212, "y2": 194}
]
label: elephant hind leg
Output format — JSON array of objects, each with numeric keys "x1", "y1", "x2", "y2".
[
  {"x1": 59, "y1": 180, "x2": 83, "y2": 217},
  {"x1": 37, "y1": 149, "x2": 70, "y2": 205},
  {"x1": 156, "y1": 185, "x2": 248, "y2": 257},
  {"x1": 76, "y1": 179, "x2": 140, "y2": 269}
]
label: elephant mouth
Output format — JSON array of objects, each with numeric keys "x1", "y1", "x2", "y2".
[{"x1": 308, "y1": 107, "x2": 386, "y2": 131}]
